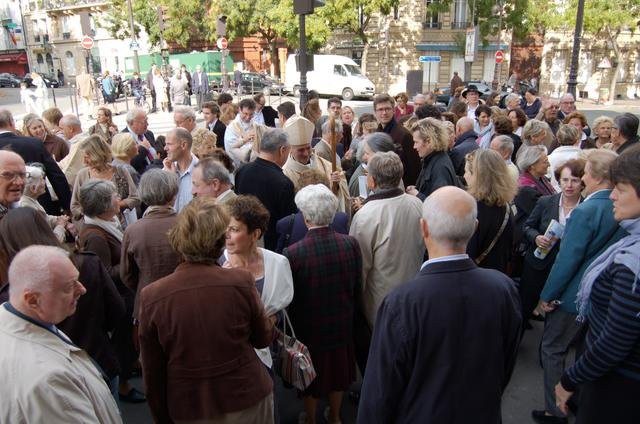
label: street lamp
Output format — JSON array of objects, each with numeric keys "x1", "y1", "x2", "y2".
[
  {"x1": 491, "y1": 0, "x2": 504, "y2": 90},
  {"x1": 294, "y1": 0, "x2": 324, "y2": 111},
  {"x1": 566, "y1": 0, "x2": 585, "y2": 98}
]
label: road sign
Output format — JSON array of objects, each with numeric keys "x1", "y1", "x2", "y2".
[
  {"x1": 217, "y1": 37, "x2": 228, "y2": 50},
  {"x1": 495, "y1": 50, "x2": 505, "y2": 64},
  {"x1": 80, "y1": 35, "x2": 94, "y2": 50},
  {"x1": 419, "y1": 55, "x2": 441, "y2": 63},
  {"x1": 129, "y1": 40, "x2": 140, "y2": 51}
]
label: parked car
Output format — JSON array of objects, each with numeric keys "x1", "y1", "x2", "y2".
[
  {"x1": 0, "y1": 73, "x2": 22, "y2": 88},
  {"x1": 234, "y1": 72, "x2": 273, "y2": 95},
  {"x1": 23, "y1": 73, "x2": 60, "y2": 88}
]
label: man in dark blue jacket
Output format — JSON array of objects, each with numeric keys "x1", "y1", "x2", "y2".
[{"x1": 358, "y1": 186, "x2": 522, "y2": 424}]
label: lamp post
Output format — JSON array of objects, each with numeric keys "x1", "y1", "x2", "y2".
[
  {"x1": 127, "y1": 0, "x2": 140, "y2": 73},
  {"x1": 491, "y1": 0, "x2": 504, "y2": 90},
  {"x1": 294, "y1": 0, "x2": 324, "y2": 111},
  {"x1": 566, "y1": 0, "x2": 585, "y2": 98}
]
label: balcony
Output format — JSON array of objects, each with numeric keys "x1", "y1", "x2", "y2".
[
  {"x1": 423, "y1": 21, "x2": 442, "y2": 29},
  {"x1": 451, "y1": 21, "x2": 471, "y2": 29}
]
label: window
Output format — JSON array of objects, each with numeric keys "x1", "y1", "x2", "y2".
[
  {"x1": 61, "y1": 16, "x2": 71, "y2": 39},
  {"x1": 424, "y1": 0, "x2": 440, "y2": 29},
  {"x1": 36, "y1": 54, "x2": 44, "y2": 64},
  {"x1": 453, "y1": 0, "x2": 468, "y2": 28},
  {"x1": 46, "y1": 53, "x2": 53, "y2": 70},
  {"x1": 344, "y1": 64, "x2": 362, "y2": 76},
  {"x1": 333, "y1": 65, "x2": 347, "y2": 77}
]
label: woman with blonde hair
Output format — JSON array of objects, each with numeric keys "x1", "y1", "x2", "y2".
[
  {"x1": 406, "y1": 117, "x2": 458, "y2": 200},
  {"x1": 70, "y1": 134, "x2": 139, "y2": 227},
  {"x1": 21, "y1": 114, "x2": 69, "y2": 161},
  {"x1": 220, "y1": 102, "x2": 239, "y2": 126},
  {"x1": 464, "y1": 149, "x2": 517, "y2": 273},
  {"x1": 88, "y1": 106, "x2": 119, "y2": 144},
  {"x1": 191, "y1": 128, "x2": 218, "y2": 159},
  {"x1": 111, "y1": 133, "x2": 140, "y2": 185},
  {"x1": 521, "y1": 119, "x2": 554, "y2": 151}
]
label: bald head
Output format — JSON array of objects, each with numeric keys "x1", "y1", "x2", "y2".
[
  {"x1": 422, "y1": 186, "x2": 477, "y2": 250},
  {"x1": 9, "y1": 245, "x2": 86, "y2": 325},
  {"x1": 0, "y1": 149, "x2": 24, "y2": 166},
  {"x1": 456, "y1": 117, "x2": 474, "y2": 134}
]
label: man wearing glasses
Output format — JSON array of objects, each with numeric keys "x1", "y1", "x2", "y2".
[
  {"x1": 0, "y1": 109, "x2": 70, "y2": 215},
  {"x1": 374, "y1": 94, "x2": 420, "y2": 187},
  {"x1": 557, "y1": 93, "x2": 576, "y2": 121},
  {"x1": 0, "y1": 150, "x2": 26, "y2": 219}
]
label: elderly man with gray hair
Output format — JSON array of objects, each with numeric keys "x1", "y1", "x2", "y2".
[
  {"x1": 348, "y1": 132, "x2": 396, "y2": 198},
  {"x1": 173, "y1": 106, "x2": 197, "y2": 133},
  {"x1": 349, "y1": 151, "x2": 424, "y2": 372},
  {"x1": 235, "y1": 128, "x2": 297, "y2": 251},
  {"x1": 359, "y1": 186, "x2": 522, "y2": 424},
  {"x1": 315, "y1": 118, "x2": 343, "y2": 165},
  {"x1": 0, "y1": 245, "x2": 122, "y2": 423},
  {"x1": 121, "y1": 168, "x2": 181, "y2": 322},
  {"x1": 490, "y1": 134, "x2": 519, "y2": 183},
  {"x1": 58, "y1": 114, "x2": 88, "y2": 186},
  {"x1": 191, "y1": 157, "x2": 236, "y2": 204}
]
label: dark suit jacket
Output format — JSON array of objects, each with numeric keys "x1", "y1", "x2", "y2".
[
  {"x1": 58, "y1": 252, "x2": 125, "y2": 379},
  {"x1": 121, "y1": 128, "x2": 158, "y2": 174},
  {"x1": 235, "y1": 157, "x2": 297, "y2": 251},
  {"x1": 191, "y1": 71, "x2": 209, "y2": 94},
  {"x1": 262, "y1": 106, "x2": 278, "y2": 128},
  {"x1": 138, "y1": 262, "x2": 273, "y2": 422},
  {"x1": 0, "y1": 132, "x2": 71, "y2": 214},
  {"x1": 450, "y1": 129, "x2": 479, "y2": 176},
  {"x1": 617, "y1": 135, "x2": 639, "y2": 154},
  {"x1": 415, "y1": 150, "x2": 458, "y2": 201},
  {"x1": 78, "y1": 225, "x2": 122, "y2": 285},
  {"x1": 380, "y1": 120, "x2": 421, "y2": 187},
  {"x1": 358, "y1": 259, "x2": 522, "y2": 424},
  {"x1": 208, "y1": 119, "x2": 227, "y2": 149}
]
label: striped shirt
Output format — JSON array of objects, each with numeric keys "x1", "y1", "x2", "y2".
[{"x1": 561, "y1": 262, "x2": 640, "y2": 391}]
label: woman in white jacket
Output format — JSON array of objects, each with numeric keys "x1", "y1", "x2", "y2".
[{"x1": 220, "y1": 195, "x2": 294, "y2": 421}]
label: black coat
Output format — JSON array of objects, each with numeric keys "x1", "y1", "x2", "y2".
[
  {"x1": 523, "y1": 193, "x2": 561, "y2": 270},
  {"x1": 415, "y1": 151, "x2": 458, "y2": 201},
  {"x1": 234, "y1": 157, "x2": 297, "y2": 251},
  {"x1": 467, "y1": 201, "x2": 514, "y2": 274},
  {"x1": 262, "y1": 106, "x2": 278, "y2": 128},
  {"x1": 380, "y1": 120, "x2": 421, "y2": 187},
  {"x1": 450, "y1": 129, "x2": 479, "y2": 176},
  {"x1": 58, "y1": 252, "x2": 126, "y2": 379},
  {"x1": 617, "y1": 135, "x2": 640, "y2": 155},
  {"x1": 358, "y1": 258, "x2": 522, "y2": 424},
  {"x1": 208, "y1": 120, "x2": 227, "y2": 149},
  {"x1": 0, "y1": 132, "x2": 71, "y2": 214}
]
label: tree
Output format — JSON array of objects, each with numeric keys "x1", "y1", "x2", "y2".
[
  {"x1": 573, "y1": 0, "x2": 640, "y2": 104},
  {"x1": 320, "y1": 0, "x2": 399, "y2": 74}
]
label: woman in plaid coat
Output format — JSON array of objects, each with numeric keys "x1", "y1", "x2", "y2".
[{"x1": 284, "y1": 184, "x2": 362, "y2": 424}]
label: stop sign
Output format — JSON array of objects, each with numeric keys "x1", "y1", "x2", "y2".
[
  {"x1": 81, "y1": 36, "x2": 94, "y2": 50},
  {"x1": 495, "y1": 50, "x2": 504, "y2": 64},
  {"x1": 217, "y1": 37, "x2": 228, "y2": 50}
]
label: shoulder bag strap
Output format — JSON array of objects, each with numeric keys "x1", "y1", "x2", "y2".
[{"x1": 475, "y1": 205, "x2": 510, "y2": 265}]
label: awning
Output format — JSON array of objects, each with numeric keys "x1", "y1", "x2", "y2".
[{"x1": 0, "y1": 52, "x2": 28, "y2": 64}]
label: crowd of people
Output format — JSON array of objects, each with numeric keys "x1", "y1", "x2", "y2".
[{"x1": 0, "y1": 78, "x2": 639, "y2": 424}]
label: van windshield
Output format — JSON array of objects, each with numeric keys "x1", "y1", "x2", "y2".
[{"x1": 344, "y1": 64, "x2": 362, "y2": 76}]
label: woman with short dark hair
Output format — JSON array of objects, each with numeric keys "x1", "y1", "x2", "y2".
[{"x1": 139, "y1": 197, "x2": 275, "y2": 423}]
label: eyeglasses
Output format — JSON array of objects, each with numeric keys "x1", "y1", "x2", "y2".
[
  {"x1": 561, "y1": 101, "x2": 575, "y2": 105},
  {"x1": 375, "y1": 107, "x2": 393, "y2": 113},
  {"x1": 0, "y1": 171, "x2": 27, "y2": 182},
  {"x1": 549, "y1": 105, "x2": 560, "y2": 110}
]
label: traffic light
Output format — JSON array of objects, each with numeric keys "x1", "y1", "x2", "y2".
[
  {"x1": 294, "y1": 0, "x2": 325, "y2": 15},
  {"x1": 157, "y1": 6, "x2": 169, "y2": 32},
  {"x1": 216, "y1": 15, "x2": 227, "y2": 37}
]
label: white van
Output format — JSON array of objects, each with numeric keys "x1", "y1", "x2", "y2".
[{"x1": 284, "y1": 54, "x2": 376, "y2": 101}]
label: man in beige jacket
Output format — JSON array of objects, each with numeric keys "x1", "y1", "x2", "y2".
[{"x1": 0, "y1": 245, "x2": 122, "y2": 423}]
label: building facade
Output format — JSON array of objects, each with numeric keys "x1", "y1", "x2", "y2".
[
  {"x1": 0, "y1": 0, "x2": 29, "y2": 76},
  {"x1": 324, "y1": 0, "x2": 509, "y2": 96},
  {"x1": 21, "y1": 0, "x2": 152, "y2": 83}
]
